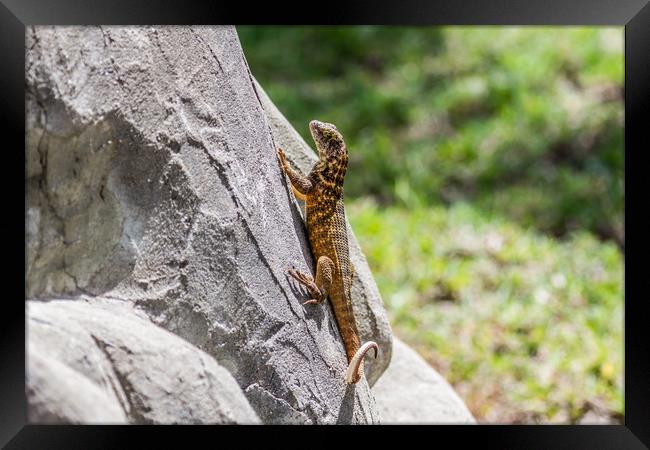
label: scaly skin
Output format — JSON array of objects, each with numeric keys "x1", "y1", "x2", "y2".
[{"x1": 278, "y1": 120, "x2": 378, "y2": 384}]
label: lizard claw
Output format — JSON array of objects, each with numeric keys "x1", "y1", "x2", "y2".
[
  {"x1": 302, "y1": 299, "x2": 320, "y2": 306},
  {"x1": 277, "y1": 148, "x2": 287, "y2": 165}
]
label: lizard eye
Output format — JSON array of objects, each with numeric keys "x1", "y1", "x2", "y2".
[{"x1": 323, "y1": 128, "x2": 340, "y2": 142}]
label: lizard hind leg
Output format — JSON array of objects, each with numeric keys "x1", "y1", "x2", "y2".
[{"x1": 287, "y1": 256, "x2": 334, "y2": 305}]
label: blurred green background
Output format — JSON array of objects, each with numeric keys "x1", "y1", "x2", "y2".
[{"x1": 238, "y1": 26, "x2": 624, "y2": 424}]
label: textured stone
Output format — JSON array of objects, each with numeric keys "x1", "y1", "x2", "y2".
[
  {"x1": 27, "y1": 299, "x2": 260, "y2": 424},
  {"x1": 372, "y1": 338, "x2": 475, "y2": 424},
  {"x1": 27, "y1": 347, "x2": 128, "y2": 424},
  {"x1": 25, "y1": 25, "x2": 386, "y2": 424}
]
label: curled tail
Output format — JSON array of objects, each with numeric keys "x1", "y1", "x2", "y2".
[{"x1": 345, "y1": 341, "x2": 379, "y2": 384}]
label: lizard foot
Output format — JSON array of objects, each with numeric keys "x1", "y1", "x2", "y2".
[
  {"x1": 345, "y1": 341, "x2": 379, "y2": 384},
  {"x1": 287, "y1": 267, "x2": 313, "y2": 285},
  {"x1": 287, "y1": 267, "x2": 323, "y2": 302},
  {"x1": 277, "y1": 148, "x2": 288, "y2": 170}
]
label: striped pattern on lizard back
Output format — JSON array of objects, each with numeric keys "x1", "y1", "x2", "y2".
[{"x1": 305, "y1": 164, "x2": 361, "y2": 362}]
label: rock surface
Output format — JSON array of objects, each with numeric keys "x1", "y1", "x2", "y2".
[
  {"x1": 27, "y1": 347, "x2": 128, "y2": 424},
  {"x1": 27, "y1": 299, "x2": 259, "y2": 424},
  {"x1": 372, "y1": 338, "x2": 476, "y2": 424},
  {"x1": 25, "y1": 26, "x2": 390, "y2": 424}
]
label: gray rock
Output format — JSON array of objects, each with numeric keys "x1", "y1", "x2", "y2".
[
  {"x1": 252, "y1": 77, "x2": 394, "y2": 387},
  {"x1": 372, "y1": 338, "x2": 476, "y2": 424},
  {"x1": 26, "y1": 26, "x2": 384, "y2": 424},
  {"x1": 28, "y1": 299, "x2": 261, "y2": 424},
  {"x1": 27, "y1": 347, "x2": 128, "y2": 424}
]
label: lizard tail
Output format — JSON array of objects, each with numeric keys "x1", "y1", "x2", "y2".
[{"x1": 345, "y1": 341, "x2": 379, "y2": 384}]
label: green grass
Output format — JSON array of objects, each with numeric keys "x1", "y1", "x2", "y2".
[{"x1": 348, "y1": 199, "x2": 623, "y2": 423}]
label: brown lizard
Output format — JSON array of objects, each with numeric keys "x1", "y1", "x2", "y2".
[{"x1": 277, "y1": 120, "x2": 378, "y2": 384}]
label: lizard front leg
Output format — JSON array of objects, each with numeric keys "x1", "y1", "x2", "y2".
[
  {"x1": 277, "y1": 148, "x2": 313, "y2": 200},
  {"x1": 287, "y1": 256, "x2": 334, "y2": 305}
]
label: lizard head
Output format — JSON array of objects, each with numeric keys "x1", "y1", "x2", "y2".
[{"x1": 309, "y1": 120, "x2": 347, "y2": 160}]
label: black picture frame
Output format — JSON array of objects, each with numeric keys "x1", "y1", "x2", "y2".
[{"x1": 2, "y1": 0, "x2": 647, "y2": 447}]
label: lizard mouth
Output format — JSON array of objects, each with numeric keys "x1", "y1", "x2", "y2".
[
  {"x1": 309, "y1": 119, "x2": 325, "y2": 136},
  {"x1": 309, "y1": 120, "x2": 327, "y2": 149}
]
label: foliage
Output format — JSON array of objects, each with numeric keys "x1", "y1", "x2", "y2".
[{"x1": 348, "y1": 199, "x2": 623, "y2": 423}]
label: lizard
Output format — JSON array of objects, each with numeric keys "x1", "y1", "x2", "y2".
[{"x1": 277, "y1": 119, "x2": 379, "y2": 384}]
